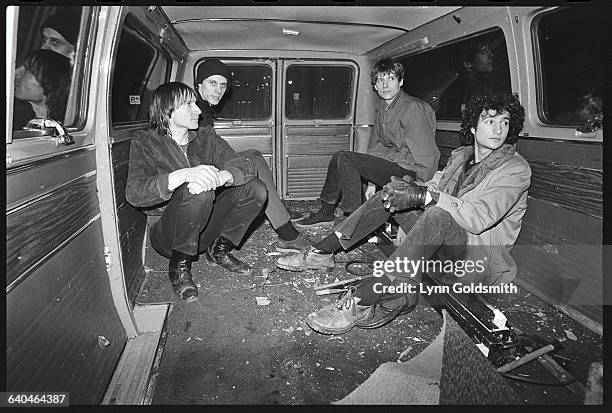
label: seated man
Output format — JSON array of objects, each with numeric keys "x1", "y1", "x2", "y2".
[
  {"x1": 126, "y1": 82, "x2": 267, "y2": 303},
  {"x1": 194, "y1": 58, "x2": 310, "y2": 252},
  {"x1": 294, "y1": 57, "x2": 439, "y2": 227},
  {"x1": 277, "y1": 94, "x2": 531, "y2": 335}
]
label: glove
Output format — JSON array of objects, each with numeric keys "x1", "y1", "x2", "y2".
[
  {"x1": 383, "y1": 175, "x2": 416, "y2": 192},
  {"x1": 381, "y1": 176, "x2": 427, "y2": 212}
]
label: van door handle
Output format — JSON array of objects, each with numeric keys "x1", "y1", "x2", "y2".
[{"x1": 24, "y1": 118, "x2": 75, "y2": 145}]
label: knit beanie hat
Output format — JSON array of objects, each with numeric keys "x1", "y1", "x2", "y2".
[
  {"x1": 41, "y1": 11, "x2": 80, "y2": 46},
  {"x1": 195, "y1": 59, "x2": 231, "y2": 85}
]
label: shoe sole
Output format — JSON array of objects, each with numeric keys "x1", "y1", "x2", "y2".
[
  {"x1": 276, "y1": 246, "x2": 304, "y2": 253},
  {"x1": 305, "y1": 317, "x2": 357, "y2": 335},
  {"x1": 294, "y1": 220, "x2": 335, "y2": 228},
  {"x1": 275, "y1": 261, "x2": 335, "y2": 273}
]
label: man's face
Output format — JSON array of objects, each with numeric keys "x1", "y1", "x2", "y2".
[
  {"x1": 169, "y1": 97, "x2": 201, "y2": 131},
  {"x1": 471, "y1": 109, "x2": 510, "y2": 153},
  {"x1": 198, "y1": 75, "x2": 228, "y2": 106},
  {"x1": 14, "y1": 66, "x2": 45, "y2": 103},
  {"x1": 41, "y1": 28, "x2": 75, "y2": 60},
  {"x1": 374, "y1": 72, "x2": 403, "y2": 103},
  {"x1": 471, "y1": 47, "x2": 493, "y2": 73}
]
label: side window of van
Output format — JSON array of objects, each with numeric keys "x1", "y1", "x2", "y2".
[
  {"x1": 285, "y1": 65, "x2": 353, "y2": 119},
  {"x1": 9, "y1": 6, "x2": 85, "y2": 136},
  {"x1": 111, "y1": 15, "x2": 171, "y2": 126},
  {"x1": 399, "y1": 28, "x2": 511, "y2": 120},
  {"x1": 534, "y1": 8, "x2": 603, "y2": 128},
  {"x1": 215, "y1": 65, "x2": 272, "y2": 120}
]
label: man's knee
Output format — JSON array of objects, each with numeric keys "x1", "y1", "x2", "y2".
[
  {"x1": 175, "y1": 183, "x2": 215, "y2": 206},
  {"x1": 240, "y1": 178, "x2": 268, "y2": 203},
  {"x1": 334, "y1": 150, "x2": 353, "y2": 163}
]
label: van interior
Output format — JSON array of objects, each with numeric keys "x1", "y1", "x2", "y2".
[{"x1": 5, "y1": 4, "x2": 604, "y2": 405}]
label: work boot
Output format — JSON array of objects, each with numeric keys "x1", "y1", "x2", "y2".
[
  {"x1": 276, "y1": 232, "x2": 312, "y2": 253},
  {"x1": 275, "y1": 247, "x2": 335, "y2": 272},
  {"x1": 306, "y1": 287, "x2": 374, "y2": 335},
  {"x1": 168, "y1": 250, "x2": 199, "y2": 302},
  {"x1": 204, "y1": 235, "x2": 251, "y2": 274},
  {"x1": 294, "y1": 204, "x2": 336, "y2": 228}
]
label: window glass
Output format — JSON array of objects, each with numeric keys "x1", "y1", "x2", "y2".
[
  {"x1": 11, "y1": 6, "x2": 83, "y2": 132},
  {"x1": 535, "y1": 8, "x2": 604, "y2": 126},
  {"x1": 214, "y1": 65, "x2": 272, "y2": 120},
  {"x1": 285, "y1": 65, "x2": 353, "y2": 119},
  {"x1": 111, "y1": 16, "x2": 171, "y2": 125},
  {"x1": 400, "y1": 28, "x2": 511, "y2": 120}
]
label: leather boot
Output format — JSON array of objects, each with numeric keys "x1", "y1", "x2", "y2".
[
  {"x1": 204, "y1": 236, "x2": 251, "y2": 274},
  {"x1": 168, "y1": 250, "x2": 199, "y2": 302}
]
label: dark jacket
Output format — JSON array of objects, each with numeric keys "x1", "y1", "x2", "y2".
[
  {"x1": 368, "y1": 90, "x2": 439, "y2": 181},
  {"x1": 126, "y1": 126, "x2": 255, "y2": 212}
]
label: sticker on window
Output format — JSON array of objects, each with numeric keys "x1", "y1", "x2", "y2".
[{"x1": 129, "y1": 95, "x2": 141, "y2": 105}]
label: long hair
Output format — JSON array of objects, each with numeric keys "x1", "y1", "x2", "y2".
[
  {"x1": 459, "y1": 94, "x2": 525, "y2": 146},
  {"x1": 23, "y1": 50, "x2": 71, "y2": 121},
  {"x1": 370, "y1": 58, "x2": 405, "y2": 85},
  {"x1": 149, "y1": 82, "x2": 197, "y2": 137}
]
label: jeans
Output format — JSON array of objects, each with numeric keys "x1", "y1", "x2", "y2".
[
  {"x1": 319, "y1": 151, "x2": 416, "y2": 213},
  {"x1": 150, "y1": 179, "x2": 267, "y2": 258},
  {"x1": 335, "y1": 191, "x2": 468, "y2": 281},
  {"x1": 240, "y1": 149, "x2": 290, "y2": 229}
]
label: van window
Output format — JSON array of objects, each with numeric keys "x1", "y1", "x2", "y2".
[
  {"x1": 215, "y1": 64, "x2": 272, "y2": 120},
  {"x1": 534, "y1": 8, "x2": 604, "y2": 126},
  {"x1": 285, "y1": 65, "x2": 353, "y2": 119},
  {"x1": 111, "y1": 15, "x2": 171, "y2": 125},
  {"x1": 400, "y1": 28, "x2": 511, "y2": 120},
  {"x1": 10, "y1": 6, "x2": 83, "y2": 134}
]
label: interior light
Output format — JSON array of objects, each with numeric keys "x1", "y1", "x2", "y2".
[{"x1": 282, "y1": 28, "x2": 300, "y2": 36}]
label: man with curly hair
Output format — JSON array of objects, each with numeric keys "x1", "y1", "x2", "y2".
[{"x1": 277, "y1": 94, "x2": 531, "y2": 335}]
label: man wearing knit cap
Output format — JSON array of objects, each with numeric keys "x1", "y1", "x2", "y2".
[
  {"x1": 40, "y1": 8, "x2": 81, "y2": 62},
  {"x1": 195, "y1": 58, "x2": 311, "y2": 253}
]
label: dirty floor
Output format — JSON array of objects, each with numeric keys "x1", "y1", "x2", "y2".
[{"x1": 136, "y1": 200, "x2": 603, "y2": 405}]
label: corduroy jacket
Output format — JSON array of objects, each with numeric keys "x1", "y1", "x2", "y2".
[{"x1": 126, "y1": 126, "x2": 255, "y2": 213}]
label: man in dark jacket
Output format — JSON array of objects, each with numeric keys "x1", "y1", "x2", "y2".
[
  {"x1": 295, "y1": 58, "x2": 439, "y2": 227},
  {"x1": 194, "y1": 58, "x2": 310, "y2": 253},
  {"x1": 126, "y1": 82, "x2": 267, "y2": 302}
]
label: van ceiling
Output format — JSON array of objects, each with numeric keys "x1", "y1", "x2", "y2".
[{"x1": 161, "y1": 6, "x2": 460, "y2": 55}]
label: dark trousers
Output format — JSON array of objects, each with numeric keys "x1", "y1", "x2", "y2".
[
  {"x1": 319, "y1": 151, "x2": 416, "y2": 213},
  {"x1": 334, "y1": 191, "x2": 468, "y2": 281},
  {"x1": 150, "y1": 179, "x2": 267, "y2": 258},
  {"x1": 240, "y1": 149, "x2": 290, "y2": 229}
]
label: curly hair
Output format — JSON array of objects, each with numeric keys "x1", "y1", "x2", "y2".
[
  {"x1": 370, "y1": 58, "x2": 404, "y2": 85},
  {"x1": 23, "y1": 50, "x2": 71, "y2": 121},
  {"x1": 459, "y1": 94, "x2": 525, "y2": 146},
  {"x1": 149, "y1": 82, "x2": 197, "y2": 137}
]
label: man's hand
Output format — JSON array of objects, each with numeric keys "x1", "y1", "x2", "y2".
[
  {"x1": 364, "y1": 183, "x2": 377, "y2": 200},
  {"x1": 169, "y1": 164, "x2": 224, "y2": 193},
  {"x1": 381, "y1": 175, "x2": 427, "y2": 212}
]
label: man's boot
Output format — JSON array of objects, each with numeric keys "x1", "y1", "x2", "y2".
[
  {"x1": 306, "y1": 286, "x2": 375, "y2": 334},
  {"x1": 168, "y1": 250, "x2": 199, "y2": 302},
  {"x1": 204, "y1": 235, "x2": 251, "y2": 274}
]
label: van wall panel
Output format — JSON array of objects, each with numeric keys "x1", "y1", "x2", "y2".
[
  {"x1": 118, "y1": 204, "x2": 148, "y2": 306},
  {"x1": 6, "y1": 174, "x2": 100, "y2": 289},
  {"x1": 6, "y1": 222, "x2": 126, "y2": 404},
  {"x1": 6, "y1": 148, "x2": 96, "y2": 211},
  {"x1": 112, "y1": 137, "x2": 149, "y2": 307}
]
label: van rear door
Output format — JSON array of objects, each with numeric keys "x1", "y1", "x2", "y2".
[{"x1": 280, "y1": 60, "x2": 358, "y2": 199}]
